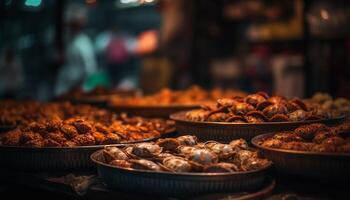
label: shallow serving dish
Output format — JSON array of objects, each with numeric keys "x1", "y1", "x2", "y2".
[
  {"x1": 0, "y1": 129, "x2": 175, "y2": 171},
  {"x1": 251, "y1": 133, "x2": 350, "y2": 181},
  {"x1": 110, "y1": 104, "x2": 199, "y2": 118},
  {"x1": 90, "y1": 149, "x2": 272, "y2": 197},
  {"x1": 170, "y1": 111, "x2": 346, "y2": 142}
]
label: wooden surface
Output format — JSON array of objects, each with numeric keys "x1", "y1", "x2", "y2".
[{"x1": 0, "y1": 171, "x2": 348, "y2": 199}]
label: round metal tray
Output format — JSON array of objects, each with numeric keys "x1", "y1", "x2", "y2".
[
  {"x1": 170, "y1": 111, "x2": 346, "y2": 142},
  {"x1": 0, "y1": 129, "x2": 175, "y2": 172},
  {"x1": 110, "y1": 104, "x2": 199, "y2": 118},
  {"x1": 251, "y1": 133, "x2": 350, "y2": 181},
  {"x1": 91, "y1": 149, "x2": 272, "y2": 197}
]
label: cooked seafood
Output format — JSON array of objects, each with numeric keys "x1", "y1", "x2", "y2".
[
  {"x1": 259, "y1": 122, "x2": 350, "y2": 153},
  {"x1": 0, "y1": 114, "x2": 174, "y2": 147},
  {"x1": 109, "y1": 85, "x2": 246, "y2": 107},
  {"x1": 306, "y1": 93, "x2": 350, "y2": 117},
  {"x1": 186, "y1": 92, "x2": 333, "y2": 123},
  {"x1": 101, "y1": 135, "x2": 271, "y2": 173}
]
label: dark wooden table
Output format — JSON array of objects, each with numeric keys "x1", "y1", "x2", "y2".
[{"x1": 0, "y1": 171, "x2": 347, "y2": 200}]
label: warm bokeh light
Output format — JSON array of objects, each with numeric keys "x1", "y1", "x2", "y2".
[{"x1": 135, "y1": 30, "x2": 158, "y2": 55}]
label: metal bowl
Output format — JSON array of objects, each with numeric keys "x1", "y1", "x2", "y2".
[
  {"x1": 0, "y1": 129, "x2": 175, "y2": 172},
  {"x1": 170, "y1": 111, "x2": 346, "y2": 142},
  {"x1": 251, "y1": 133, "x2": 350, "y2": 181},
  {"x1": 90, "y1": 149, "x2": 272, "y2": 197},
  {"x1": 109, "y1": 104, "x2": 199, "y2": 118}
]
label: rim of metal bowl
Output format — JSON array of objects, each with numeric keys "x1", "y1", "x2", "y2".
[
  {"x1": 251, "y1": 132, "x2": 350, "y2": 157},
  {"x1": 170, "y1": 111, "x2": 347, "y2": 126},
  {"x1": 0, "y1": 128, "x2": 176, "y2": 151},
  {"x1": 91, "y1": 149, "x2": 272, "y2": 177},
  {"x1": 110, "y1": 103, "x2": 200, "y2": 109}
]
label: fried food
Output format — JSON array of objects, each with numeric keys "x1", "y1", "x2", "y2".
[
  {"x1": 101, "y1": 136, "x2": 271, "y2": 173},
  {"x1": 186, "y1": 92, "x2": 333, "y2": 123},
  {"x1": 1, "y1": 114, "x2": 174, "y2": 147},
  {"x1": 260, "y1": 122, "x2": 350, "y2": 153}
]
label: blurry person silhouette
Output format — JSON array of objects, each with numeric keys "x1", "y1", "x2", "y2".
[
  {"x1": 55, "y1": 3, "x2": 97, "y2": 96},
  {"x1": 0, "y1": 47, "x2": 23, "y2": 98}
]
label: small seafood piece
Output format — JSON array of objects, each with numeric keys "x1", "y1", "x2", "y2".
[
  {"x1": 205, "y1": 141, "x2": 235, "y2": 160},
  {"x1": 28, "y1": 122, "x2": 47, "y2": 134},
  {"x1": 229, "y1": 139, "x2": 249, "y2": 150},
  {"x1": 321, "y1": 136, "x2": 346, "y2": 146},
  {"x1": 311, "y1": 144, "x2": 336, "y2": 152},
  {"x1": 287, "y1": 110, "x2": 308, "y2": 121},
  {"x1": 73, "y1": 119, "x2": 92, "y2": 134},
  {"x1": 241, "y1": 158, "x2": 271, "y2": 171},
  {"x1": 60, "y1": 124, "x2": 78, "y2": 139},
  {"x1": 232, "y1": 150, "x2": 257, "y2": 168},
  {"x1": 217, "y1": 98, "x2": 237, "y2": 107},
  {"x1": 72, "y1": 134, "x2": 95, "y2": 146},
  {"x1": 20, "y1": 132, "x2": 43, "y2": 144},
  {"x1": 273, "y1": 132, "x2": 302, "y2": 142},
  {"x1": 156, "y1": 153, "x2": 176, "y2": 161},
  {"x1": 204, "y1": 162, "x2": 239, "y2": 173},
  {"x1": 176, "y1": 135, "x2": 198, "y2": 146},
  {"x1": 103, "y1": 133, "x2": 121, "y2": 144},
  {"x1": 103, "y1": 146, "x2": 129, "y2": 163},
  {"x1": 156, "y1": 138, "x2": 181, "y2": 152},
  {"x1": 295, "y1": 123, "x2": 330, "y2": 140},
  {"x1": 187, "y1": 148, "x2": 219, "y2": 165},
  {"x1": 245, "y1": 111, "x2": 267, "y2": 123},
  {"x1": 186, "y1": 109, "x2": 210, "y2": 121},
  {"x1": 109, "y1": 160, "x2": 132, "y2": 168},
  {"x1": 268, "y1": 96, "x2": 287, "y2": 105},
  {"x1": 269, "y1": 114, "x2": 289, "y2": 122},
  {"x1": 256, "y1": 101, "x2": 274, "y2": 111},
  {"x1": 262, "y1": 104, "x2": 288, "y2": 119},
  {"x1": 280, "y1": 141, "x2": 313, "y2": 151},
  {"x1": 244, "y1": 93, "x2": 268, "y2": 107},
  {"x1": 313, "y1": 131, "x2": 336, "y2": 144},
  {"x1": 162, "y1": 157, "x2": 192, "y2": 172},
  {"x1": 206, "y1": 112, "x2": 230, "y2": 122},
  {"x1": 230, "y1": 103, "x2": 255, "y2": 116},
  {"x1": 261, "y1": 139, "x2": 283, "y2": 148},
  {"x1": 43, "y1": 138, "x2": 61, "y2": 147},
  {"x1": 92, "y1": 132, "x2": 106, "y2": 144},
  {"x1": 23, "y1": 139, "x2": 43, "y2": 147},
  {"x1": 333, "y1": 122, "x2": 350, "y2": 138},
  {"x1": 130, "y1": 142, "x2": 162, "y2": 158},
  {"x1": 288, "y1": 98, "x2": 308, "y2": 111},
  {"x1": 177, "y1": 145, "x2": 198, "y2": 155},
  {"x1": 129, "y1": 159, "x2": 162, "y2": 171}
]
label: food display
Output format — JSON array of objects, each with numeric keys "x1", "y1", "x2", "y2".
[
  {"x1": 186, "y1": 92, "x2": 333, "y2": 123},
  {"x1": 306, "y1": 92, "x2": 350, "y2": 117},
  {"x1": 100, "y1": 135, "x2": 270, "y2": 173},
  {"x1": 257, "y1": 122, "x2": 350, "y2": 153},
  {"x1": 57, "y1": 86, "x2": 138, "y2": 100},
  {"x1": 0, "y1": 114, "x2": 174, "y2": 147},
  {"x1": 0, "y1": 101, "x2": 174, "y2": 147},
  {"x1": 109, "y1": 86, "x2": 246, "y2": 107}
]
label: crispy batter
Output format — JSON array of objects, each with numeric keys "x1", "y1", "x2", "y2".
[
  {"x1": 73, "y1": 119, "x2": 92, "y2": 134},
  {"x1": 72, "y1": 134, "x2": 95, "y2": 146},
  {"x1": 261, "y1": 122, "x2": 350, "y2": 153},
  {"x1": 92, "y1": 132, "x2": 106, "y2": 144},
  {"x1": 60, "y1": 124, "x2": 78, "y2": 139},
  {"x1": 0, "y1": 102, "x2": 174, "y2": 147},
  {"x1": 186, "y1": 92, "x2": 332, "y2": 123}
]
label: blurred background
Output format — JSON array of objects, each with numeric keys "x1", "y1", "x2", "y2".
[{"x1": 0, "y1": 0, "x2": 349, "y2": 100}]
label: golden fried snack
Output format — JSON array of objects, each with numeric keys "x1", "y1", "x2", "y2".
[{"x1": 260, "y1": 122, "x2": 350, "y2": 153}]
